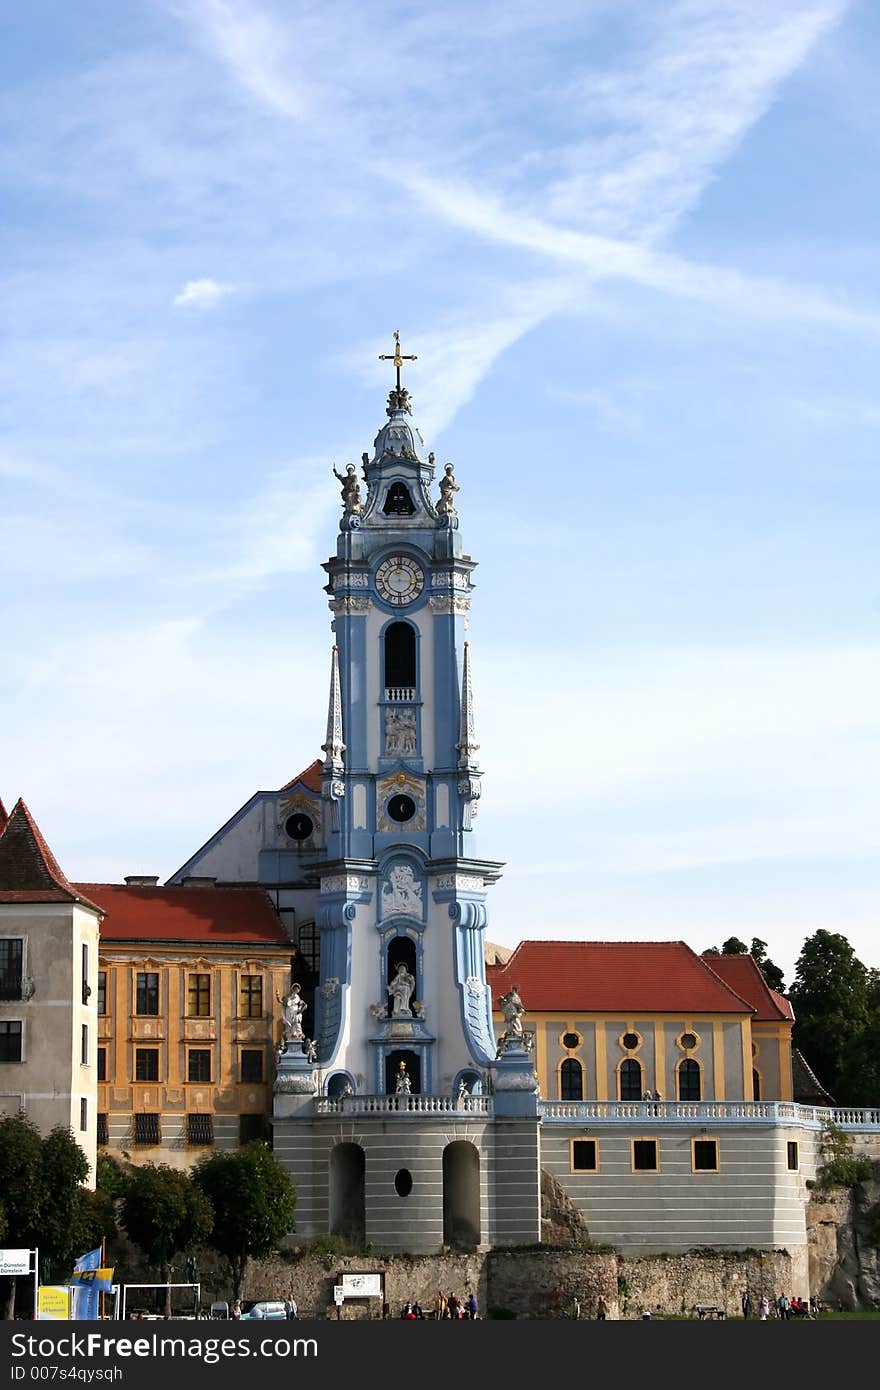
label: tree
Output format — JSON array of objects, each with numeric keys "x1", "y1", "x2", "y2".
[
  {"x1": 838, "y1": 970, "x2": 880, "y2": 1107},
  {"x1": 704, "y1": 935, "x2": 785, "y2": 991},
  {"x1": 121, "y1": 1164, "x2": 213, "y2": 1314},
  {"x1": 0, "y1": 1116, "x2": 42, "y2": 1319},
  {"x1": 749, "y1": 939, "x2": 785, "y2": 994},
  {"x1": 790, "y1": 931, "x2": 872, "y2": 1104},
  {"x1": 39, "y1": 1126, "x2": 90, "y2": 1280},
  {"x1": 720, "y1": 936, "x2": 749, "y2": 956},
  {"x1": 0, "y1": 1117, "x2": 94, "y2": 1318},
  {"x1": 193, "y1": 1143, "x2": 297, "y2": 1299}
]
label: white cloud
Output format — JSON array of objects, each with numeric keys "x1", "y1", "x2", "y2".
[{"x1": 173, "y1": 277, "x2": 236, "y2": 309}]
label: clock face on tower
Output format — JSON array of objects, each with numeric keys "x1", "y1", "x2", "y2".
[{"x1": 375, "y1": 555, "x2": 425, "y2": 606}]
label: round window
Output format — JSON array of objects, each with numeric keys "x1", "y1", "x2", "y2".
[
  {"x1": 680, "y1": 1032, "x2": 697, "y2": 1050},
  {"x1": 562, "y1": 1032, "x2": 580, "y2": 1051},
  {"x1": 387, "y1": 794, "x2": 416, "y2": 823},
  {"x1": 622, "y1": 1032, "x2": 640, "y2": 1051},
  {"x1": 285, "y1": 813, "x2": 314, "y2": 841},
  {"x1": 394, "y1": 1168, "x2": 413, "y2": 1198}
]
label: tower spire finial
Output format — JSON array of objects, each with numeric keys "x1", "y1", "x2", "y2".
[
  {"x1": 379, "y1": 330, "x2": 417, "y2": 415},
  {"x1": 456, "y1": 640, "x2": 480, "y2": 771},
  {"x1": 321, "y1": 644, "x2": 345, "y2": 774},
  {"x1": 379, "y1": 329, "x2": 417, "y2": 393}
]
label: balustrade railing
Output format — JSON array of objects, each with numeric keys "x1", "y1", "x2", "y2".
[
  {"x1": 384, "y1": 687, "x2": 415, "y2": 703},
  {"x1": 539, "y1": 1100, "x2": 880, "y2": 1129},
  {"x1": 315, "y1": 1093, "x2": 492, "y2": 1117}
]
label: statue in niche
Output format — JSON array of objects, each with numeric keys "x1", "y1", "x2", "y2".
[
  {"x1": 385, "y1": 706, "x2": 417, "y2": 755},
  {"x1": 333, "y1": 464, "x2": 363, "y2": 515},
  {"x1": 498, "y1": 985, "x2": 525, "y2": 1041},
  {"x1": 456, "y1": 1078, "x2": 469, "y2": 1106},
  {"x1": 436, "y1": 463, "x2": 460, "y2": 516},
  {"x1": 387, "y1": 962, "x2": 416, "y2": 1018},
  {"x1": 395, "y1": 1061, "x2": 412, "y2": 1094},
  {"x1": 277, "y1": 982, "x2": 307, "y2": 1043},
  {"x1": 381, "y1": 864, "x2": 422, "y2": 917}
]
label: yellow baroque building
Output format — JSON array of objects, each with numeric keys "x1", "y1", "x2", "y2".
[
  {"x1": 86, "y1": 881, "x2": 293, "y2": 1167},
  {"x1": 487, "y1": 940, "x2": 796, "y2": 1105}
]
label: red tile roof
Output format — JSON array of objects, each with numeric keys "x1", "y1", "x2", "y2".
[
  {"x1": 486, "y1": 940, "x2": 754, "y2": 1014},
  {"x1": 279, "y1": 760, "x2": 323, "y2": 794},
  {"x1": 0, "y1": 799, "x2": 8, "y2": 836},
  {"x1": 76, "y1": 882, "x2": 289, "y2": 945},
  {"x1": 0, "y1": 800, "x2": 102, "y2": 912},
  {"x1": 701, "y1": 953, "x2": 793, "y2": 1021}
]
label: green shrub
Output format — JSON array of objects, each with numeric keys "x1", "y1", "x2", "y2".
[{"x1": 816, "y1": 1123, "x2": 875, "y2": 1189}]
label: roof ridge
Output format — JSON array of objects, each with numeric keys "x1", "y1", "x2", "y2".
[
  {"x1": 0, "y1": 800, "x2": 103, "y2": 913},
  {"x1": 693, "y1": 949, "x2": 757, "y2": 1014},
  {"x1": 0, "y1": 798, "x2": 7, "y2": 837},
  {"x1": 701, "y1": 950, "x2": 789, "y2": 1021},
  {"x1": 278, "y1": 758, "x2": 323, "y2": 793}
]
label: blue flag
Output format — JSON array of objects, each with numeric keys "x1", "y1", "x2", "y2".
[{"x1": 70, "y1": 1249, "x2": 113, "y2": 1320}]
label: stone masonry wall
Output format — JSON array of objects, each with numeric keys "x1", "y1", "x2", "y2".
[{"x1": 240, "y1": 1247, "x2": 793, "y2": 1319}]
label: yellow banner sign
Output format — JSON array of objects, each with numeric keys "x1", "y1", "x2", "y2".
[{"x1": 37, "y1": 1286, "x2": 71, "y2": 1320}]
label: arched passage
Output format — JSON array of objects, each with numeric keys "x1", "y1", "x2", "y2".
[
  {"x1": 442, "y1": 1140, "x2": 480, "y2": 1250},
  {"x1": 329, "y1": 1143, "x2": 365, "y2": 1246}
]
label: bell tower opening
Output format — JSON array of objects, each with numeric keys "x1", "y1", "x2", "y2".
[{"x1": 383, "y1": 481, "x2": 415, "y2": 516}]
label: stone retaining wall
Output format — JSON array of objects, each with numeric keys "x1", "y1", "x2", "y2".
[{"x1": 239, "y1": 1247, "x2": 793, "y2": 1319}]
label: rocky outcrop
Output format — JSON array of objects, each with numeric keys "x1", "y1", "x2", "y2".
[
  {"x1": 540, "y1": 1167, "x2": 590, "y2": 1246},
  {"x1": 808, "y1": 1166, "x2": 880, "y2": 1310}
]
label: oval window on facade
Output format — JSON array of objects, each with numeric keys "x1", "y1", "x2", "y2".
[
  {"x1": 622, "y1": 1032, "x2": 640, "y2": 1051},
  {"x1": 394, "y1": 1168, "x2": 413, "y2": 1198},
  {"x1": 285, "y1": 812, "x2": 314, "y2": 841}
]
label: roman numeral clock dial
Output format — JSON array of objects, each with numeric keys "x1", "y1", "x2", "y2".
[{"x1": 375, "y1": 556, "x2": 424, "y2": 606}]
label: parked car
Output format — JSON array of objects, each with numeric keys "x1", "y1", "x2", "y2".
[{"x1": 239, "y1": 1300, "x2": 287, "y2": 1320}]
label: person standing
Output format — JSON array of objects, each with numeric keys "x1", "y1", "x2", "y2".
[
  {"x1": 230, "y1": 1299, "x2": 242, "y2": 1320},
  {"x1": 465, "y1": 1290, "x2": 478, "y2": 1320},
  {"x1": 596, "y1": 1295, "x2": 608, "y2": 1321},
  {"x1": 741, "y1": 1291, "x2": 751, "y2": 1319},
  {"x1": 759, "y1": 1295, "x2": 770, "y2": 1320},
  {"x1": 434, "y1": 1290, "x2": 446, "y2": 1320},
  {"x1": 284, "y1": 1296, "x2": 298, "y2": 1320}
]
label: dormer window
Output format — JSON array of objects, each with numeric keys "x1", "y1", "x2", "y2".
[{"x1": 383, "y1": 482, "x2": 415, "y2": 516}]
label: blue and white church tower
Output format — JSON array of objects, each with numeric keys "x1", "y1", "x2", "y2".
[
  {"x1": 272, "y1": 338, "x2": 542, "y2": 1250},
  {"x1": 169, "y1": 336, "x2": 542, "y2": 1250}
]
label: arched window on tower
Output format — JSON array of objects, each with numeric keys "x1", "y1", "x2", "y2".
[
  {"x1": 560, "y1": 1057, "x2": 584, "y2": 1101},
  {"x1": 678, "y1": 1058, "x2": 701, "y2": 1102},
  {"x1": 384, "y1": 622, "x2": 416, "y2": 696},
  {"x1": 383, "y1": 482, "x2": 415, "y2": 516},
  {"x1": 619, "y1": 1057, "x2": 642, "y2": 1102}
]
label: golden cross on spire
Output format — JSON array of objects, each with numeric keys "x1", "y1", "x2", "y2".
[{"x1": 379, "y1": 330, "x2": 417, "y2": 393}]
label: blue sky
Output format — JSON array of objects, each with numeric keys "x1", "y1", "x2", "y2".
[{"x1": 3, "y1": 0, "x2": 879, "y2": 985}]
